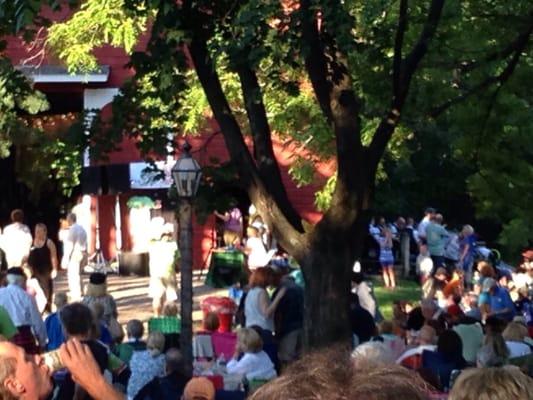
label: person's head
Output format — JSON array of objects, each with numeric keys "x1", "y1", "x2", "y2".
[
  {"x1": 461, "y1": 224, "x2": 474, "y2": 237},
  {"x1": 203, "y1": 312, "x2": 220, "y2": 332},
  {"x1": 421, "y1": 299, "x2": 438, "y2": 321},
  {"x1": 464, "y1": 292, "x2": 478, "y2": 309},
  {"x1": 147, "y1": 331, "x2": 165, "y2": 357},
  {"x1": 162, "y1": 302, "x2": 178, "y2": 317},
  {"x1": 66, "y1": 213, "x2": 77, "y2": 225},
  {"x1": 236, "y1": 328, "x2": 263, "y2": 354},
  {"x1": 395, "y1": 217, "x2": 406, "y2": 229},
  {"x1": 164, "y1": 348, "x2": 185, "y2": 376},
  {"x1": 502, "y1": 322, "x2": 528, "y2": 342},
  {"x1": 249, "y1": 267, "x2": 270, "y2": 288},
  {"x1": 435, "y1": 213, "x2": 443, "y2": 224},
  {"x1": 60, "y1": 303, "x2": 93, "y2": 339},
  {"x1": 33, "y1": 223, "x2": 47, "y2": 240},
  {"x1": 437, "y1": 330, "x2": 463, "y2": 361},
  {"x1": 246, "y1": 226, "x2": 259, "y2": 238},
  {"x1": 53, "y1": 292, "x2": 68, "y2": 311},
  {"x1": 351, "y1": 341, "x2": 394, "y2": 369},
  {"x1": 449, "y1": 366, "x2": 533, "y2": 400},
  {"x1": 85, "y1": 273, "x2": 107, "y2": 298},
  {"x1": 478, "y1": 261, "x2": 496, "y2": 278},
  {"x1": 424, "y1": 207, "x2": 436, "y2": 218},
  {"x1": 5, "y1": 268, "x2": 26, "y2": 288},
  {"x1": 183, "y1": 377, "x2": 215, "y2": 400},
  {"x1": 126, "y1": 319, "x2": 144, "y2": 340},
  {"x1": 10, "y1": 210, "x2": 24, "y2": 224},
  {"x1": 434, "y1": 267, "x2": 448, "y2": 281},
  {"x1": 378, "y1": 320, "x2": 393, "y2": 335},
  {"x1": 417, "y1": 325, "x2": 437, "y2": 346},
  {"x1": 0, "y1": 341, "x2": 52, "y2": 400},
  {"x1": 446, "y1": 304, "x2": 464, "y2": 325}
]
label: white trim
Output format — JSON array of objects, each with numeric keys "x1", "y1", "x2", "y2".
[{"x1": 30, "y1": 73, "x2": 109, "y2": 83}]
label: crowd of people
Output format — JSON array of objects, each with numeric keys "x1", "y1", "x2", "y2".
[{"x1": 0, "y1": 204, "x2": 531, "y2": 400}]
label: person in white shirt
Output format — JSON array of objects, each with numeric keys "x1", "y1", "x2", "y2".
[
  {"x1": 244, "y1": 226, "x2": 274, "y2": 271},
  {"x1": 61, "y1": 213, "x2": 88, "y2": 301},
  {"x1": 416, "y1": 207, "x2": 436, "y2": 243},
  {"x1": 226, "y1": 327, "x2": 277, "y2": 381},
  {"x1": 0, "y1": 268, "x2": 47, "y2": 354},
  {"x1": 1, "y1": 209, "x2": 33, "y2": 268}
]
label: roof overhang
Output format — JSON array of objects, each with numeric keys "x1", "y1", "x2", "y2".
[{"x1": 16, "y1": 65, "x2": 110, "y2": 83}]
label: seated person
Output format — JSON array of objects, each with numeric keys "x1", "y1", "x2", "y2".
[
  {"x1": 115, "y1": 319, "x2": 147, "y2": 364},
  {"x1": 44, "y1": 291, "x2": 68, "y2": 351},
  {"x1": 351, "y1": 341, "x2": 395, "y2": 370},
  {"x1": 449, "y1": 366, "x2": 533, "y2": 400},
  {"x1": 193, "y1": 312, "x2": 219, "y2": 361},
  {"x1": 373, "y1": 320, "x2": 406, "y2": 360},
  {"x1": 396, "y1": 325, "x2": 437, "y2": 369},
  {"x1": 56, "y1": 302, "x2": 110, "y2": 400},
  {"x1": 134, "y1": 348, "x2": 189, "y2": 400},
  {"x1": 88, "y1": 302, "x2": 113, "y2": 346},
  {"x1": 127, "y1": 331, "x2": 166, "y2": 399},
  {"x1": 183, "y1": 377, "x2": 215, "y2": 400},
  {"x1": 148, "y1": 302, "x2": 180, "y2": 351},
  {"x1": 82, "y1": 272, "x2": 118, "y2": 326},
  {"x1": 502, "y1": 321, "x2": 531, "y2": 358},
  {"x1": 349, "y1": 293, "x2": 376, "y2": 346},
  {"x1": 226, "y1": 327, "x2": 277, "y2": 381},
  {"x1": 421, "y1": 329, "x2": 467, "y2": 391}
]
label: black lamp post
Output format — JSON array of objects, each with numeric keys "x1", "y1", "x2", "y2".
[{"x1": 171, "y1": 141, "x2": 202, "y2": 377}]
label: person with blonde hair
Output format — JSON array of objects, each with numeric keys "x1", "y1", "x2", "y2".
[
  {"x1": 449, "y1": 366, "x2": 533, "y2": 400},
  {"x1": 502, "y1": 322, "x2": 531, "y2": 358},
  {"x1": 128, "y1": 331, "x2": 166, "y2": 399},
  {"x1": 226, "y1": 327, "x2": 277, "y2": 381}
]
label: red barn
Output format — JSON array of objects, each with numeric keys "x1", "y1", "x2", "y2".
[{"x1": 3, "y1": 9, "x2": 334, "y2": 271}]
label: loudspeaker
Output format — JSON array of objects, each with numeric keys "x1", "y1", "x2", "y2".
[
  {"x1": 81, "y1": 164, "x2": 130, "y2": 195},
  {"x1": 118, "y1": 252, "x2": 149, "y2": 276}
]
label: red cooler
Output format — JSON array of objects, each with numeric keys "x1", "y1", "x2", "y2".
[{"x1": 201, "y1": 296, "x2": 237, "y2": 333}]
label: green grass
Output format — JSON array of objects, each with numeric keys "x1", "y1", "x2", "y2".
[{"x1": 371, "y1": 277, "x2": 422, "y2": 320}]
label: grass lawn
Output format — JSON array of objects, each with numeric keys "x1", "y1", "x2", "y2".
[{"x1": 371, "y1": 277, "x2": 422, "y2": 320}]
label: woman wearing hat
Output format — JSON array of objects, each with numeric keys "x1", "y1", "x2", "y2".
[{"x1": 82, "y1": 272, "x2": 118, "y2": 326}]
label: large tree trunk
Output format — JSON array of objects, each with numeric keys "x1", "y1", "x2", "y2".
[{"x1": 300, "y1": 211, "x2": 368, "y2": 348}]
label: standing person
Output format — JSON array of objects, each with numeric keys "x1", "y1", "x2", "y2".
[
  {"x1": 148, "y1": 224, "x2": 179, "y2": 316},
  {"x1": 1, "y1": 209, "x2": 33, "y2": 268},
  {"x1": 61, "y1": 213, "x2": 88, "y2": 301},
  {"x1": 458, "y1": 225, "x2": 476, "y2": 286},
  {"x1": 214, "y1": 203, "x2": 243, "y2": 248},
  {"x1": 27, "y1": 223, "x2": 58, "y2": 313},
  {"x1": 0, "y1": 268, "x2": 47, "y2": 354},
  {"x1": 425, "y1": 214, "x2": 449, "y2": 271},
  {"x1": 417, "y1": 207, "x2": 436, "y2": 244},
  {"x1": 374, "y1": 227, "x2": 396, "y2": 289},
  {"x1": 244, "y1": 226, "x2": 272, "y2": 271}
]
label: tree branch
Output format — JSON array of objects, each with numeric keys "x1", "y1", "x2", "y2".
[
  {"x1": 393, "y1": 0, "x2": 408, "y2": 98},
  {"x1": 430, "y1": 21, "x2": 533, "y2": 118},
  {"x1": 187, "y1": 36, "x2": 307, "y2": 257},
  {"x1": 234, "y1": 62, "x2": 305, "y2": 231},
  {"x1": 299, "y1": 0, "x2": 363, "y2": 196},
  {"x1": 368, "y1": 0, "x2": 446, "y2": 170}
]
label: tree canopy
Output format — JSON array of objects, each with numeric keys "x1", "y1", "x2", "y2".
[{"x1": 1, "y1": 0, "x2": 532, "y2": 344}]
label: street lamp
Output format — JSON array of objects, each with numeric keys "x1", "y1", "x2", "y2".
[{"x1": 171, "y1": 141, "x2": 202, "y2": 377}]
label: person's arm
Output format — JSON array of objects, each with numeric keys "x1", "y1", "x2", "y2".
[
  {"x1": 214, "y1": 211, "x2": 229, "y2": 221},
  {"x1": 47, "y1": 239, "x2": 59, "y2": 278},
  {"x1": 28, "y1": 296, "x2": 47, "y2": 348},
  {"x1": 227, "y1": 353, "x2": 252, "y2": 376},
  {"x1": 59, "y1": 339, "x2": 126, "y2": 400},
  {"x1": 258, "y1": 287, "x2": 286, "y2": 318}
]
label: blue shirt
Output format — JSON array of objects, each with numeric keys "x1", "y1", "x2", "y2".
[
  {"x1": 44, "y1": 312, "x2": 65, "y2": 351},
  {"x1": 490, "y1": 287, "x2": 515, "y2": 321}
]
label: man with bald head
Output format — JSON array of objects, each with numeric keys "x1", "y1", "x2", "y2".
[{"x1": 0, "y1": 339, "x2": 124, "y2": 400}]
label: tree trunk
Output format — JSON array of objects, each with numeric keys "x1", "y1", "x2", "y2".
[{"x1": 300, "y1": 213, "x2": 367, "y2": 349}]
